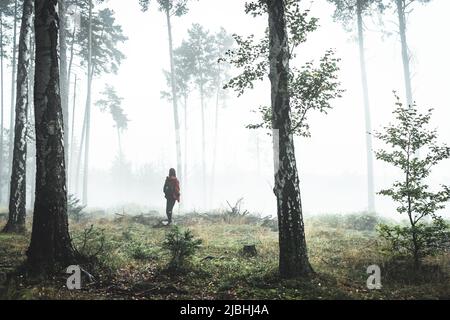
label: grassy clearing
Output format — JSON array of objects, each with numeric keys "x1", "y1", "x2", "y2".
[{"x1": 0, "y1": 212, "x2": 449, "y2": 300}]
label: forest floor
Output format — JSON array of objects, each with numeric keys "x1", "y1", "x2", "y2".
[{"x1": 0, "y1": 210, "x2": 449, "y2": 300}]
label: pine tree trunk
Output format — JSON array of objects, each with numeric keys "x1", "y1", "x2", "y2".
[
  {"x1": 27, "y1": 0, "x2": 76, "y2": 274},
  {"x1": 59, "y1": 0, "x2": 70, "y2": 174},
  {"x1": 165, "y1": 10, "x2": 183, "y2": 190},
  {"x1": 0, "y1": 13, "x2": 5, "y2": 205},
  {"x1": 357, "y1": 0, "x2": 375, "y2": 213},
  {"x1": 210, "y1": 75, "x2": 221, "y2": 207},
  {"x1": 69, "y1": 76, "x2": 77, "y2": 191},
  {"x1": 82, "y1": 0, "x2": 93, "y2": 206},
  {"x1": 183, "y1": 94, "x2": 188, "y2": 207},
  {"x1": 396, "y1": 0, "x2": 413, "y2": 107},
  {"x1": 8, "y1": 0, "x2": 19, "y2": 201},
  {"x1": 76, "y1": 88, "x2": 87, "y2": 196},
  {"x1": 200, "y1": 83, "x2": 207, "y2": 208},
  {"x1": 3, "y1": 0, "x2": 34, "y2": 234},
  {"x1": 267, "y1": 0, "x2": 313, "y2": 278}
]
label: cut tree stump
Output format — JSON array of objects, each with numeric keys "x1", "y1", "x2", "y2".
[{"x1": 242, "y1": 245, "x2": 257, "y2": 257}]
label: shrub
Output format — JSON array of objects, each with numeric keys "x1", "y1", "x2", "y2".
[
  {"x1": 68, "y1": 195, "x2": 87, "y2": 223},
  {"x1": 375, "y1": 96, "x2": 450, "y2": 268},
  {"x1": 162, "y1": 226, "x2": 202, "y2": 270},
  {"x1": 378, "y1": 218, "x2": 450, "y2": 261}
]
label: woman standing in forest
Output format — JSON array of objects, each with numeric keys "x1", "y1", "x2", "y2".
[{"x1": 163, "y1": 168, "x2": 180, "y2": 225}]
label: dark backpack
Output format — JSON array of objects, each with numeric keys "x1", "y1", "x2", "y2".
[{"x1": 164, "y1": 179, "x2": 175, "y2": 197}]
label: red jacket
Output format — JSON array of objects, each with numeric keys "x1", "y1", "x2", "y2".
[{"x1": 164, "y1": 176, "x2": 181, "y2": 202}]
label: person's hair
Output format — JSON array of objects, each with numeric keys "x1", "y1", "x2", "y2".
[{"x1": 169, "y1": 168, "x2": 176, "y2": 177}]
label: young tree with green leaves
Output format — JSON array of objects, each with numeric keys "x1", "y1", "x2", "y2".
[
  {"x1": 225, "y1": 0, "x2": 342, "y2": 278},
  {"x1": 327, "y1": 0, "x2": 386, "y2": 213},
  {"x1": 139, "y1": 0, "x2": 197, "y2": 192},
  {"x1": 2, "y1": 0, "x2": 33, "y2": 234},
  {"x1": 375, "y1": 94, "x2": 450, "y2": 269}
]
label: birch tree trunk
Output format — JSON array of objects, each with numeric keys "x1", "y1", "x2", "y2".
[
  {"x1": 356, "y1": 0, "x2": 375, "y2": 213},
  {"x1": 267, "y1": 0, "x2": 312, "y2": 278},
  {"x1": 396, "y1": 0, "x2": 413, "y2": 107},
  {"x1": 27, "y1": 35, "x2": 35, "y2": 210},
  {"x1": 165, "y1": 9, "x2": 183, "y2": 191},
  {"x1": 3, "y1": 0, "x2": 34, "y2": 234},
  {"x1": 27, "y1": 0, "x2": 76, "y2": 274}
]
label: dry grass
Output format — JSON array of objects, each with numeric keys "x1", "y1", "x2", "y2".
[{"x1": 0, "y1": 212, "x2": 449, "y2": 300}]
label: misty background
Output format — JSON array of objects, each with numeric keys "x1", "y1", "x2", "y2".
[{"x1": 3, "y1": 0, "x2": 449, "y2": 218}]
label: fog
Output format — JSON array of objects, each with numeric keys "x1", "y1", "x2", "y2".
[{"x1": 3, "y1": 0, "x2": 449, "y2": 218}]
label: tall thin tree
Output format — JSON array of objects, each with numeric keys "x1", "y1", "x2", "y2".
[
  {"x1": 327, "y1": 0, "x2": 382, "y2": 212},
  {"x1": 3, "y1": 0, "x2": 34, "y2": 233},
  {"x1": 59, "y1": 0, "x2": 70, "y2": 172},
  {"x1": 27, "y1": 0, "x2": 76, "y2": 274},
  {"x1": 7, "y1": 0, "x2": 18, "y2": 201},
  {"x1": 139, "y1": 0, "x2": 197, "y2": 192},
  {"x1": 267, "y1": 0, "x2": 313, "y2": 278}
]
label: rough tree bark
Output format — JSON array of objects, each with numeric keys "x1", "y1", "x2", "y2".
[
  {"x1": 27, "y1": 0, "x2": 76, "y2": 274},
  {"x1": 165, "y1": 9, "x2": 183, "y2": 190},
  {"x1": 267, "y1": 0, "x2": 313, "y2": 278},
  {"x1": 28, "y1": 36, "x2": 35, "y2": 210},
  {"x1": 396, "y1": 0, "x2": 413, "y2": 107},
  {"x1": 356, "y1": 0, "x2": 375, "y2": 213},
  {"x1": 3, "y1": 0, "x2": 34, "y2": 234}
]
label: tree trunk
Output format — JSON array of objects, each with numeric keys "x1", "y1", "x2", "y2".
[
  {"x1": 69, "y1": 75, "x2": 77, "y2": 191},
  {"x1": 200, "y1": 83, "x2": 206, "y2": 208},
  {"x1": 27, "y1": 0, "x2": 76, "y2": 274},
  {"x1": 210, "y1": 75, "x2": 221, "y2": 207},
  {"x1": 3, "y1": 0, "x2": 34, "y2": 234},
  {"x1": 27, "y1": 34, "x2": 35, "y2": 210},
  {"x1": 59, "y1": 0, "x2": 70, "y2": 174},
  {"x1": 183, "y1": 94, "x2": 188, "y2": 207},
  {"x1": 8, "y1": 0, "x2": 19, "y2": 202},
  {"x1": 396, "y1": 0, "x2": 413, "y2": 108},
  {"x1": 267, "y1": 0, "x2": 313, "y2": 278},
  {"x1": 357, "y1": 0, "x2": 375, "y2": 213},
  {"x1": 0, "y1": 12, "x2": 5, "y2": 205},
  {"x1": 76, "y1": 86, "x2": 87, "y2": 196},
  {"x1": 82, "y1": 0, "x2": 92, "y2": 206},
  {"x1": 165, "y1": 9, "x2": 183, "y2": 191}
]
